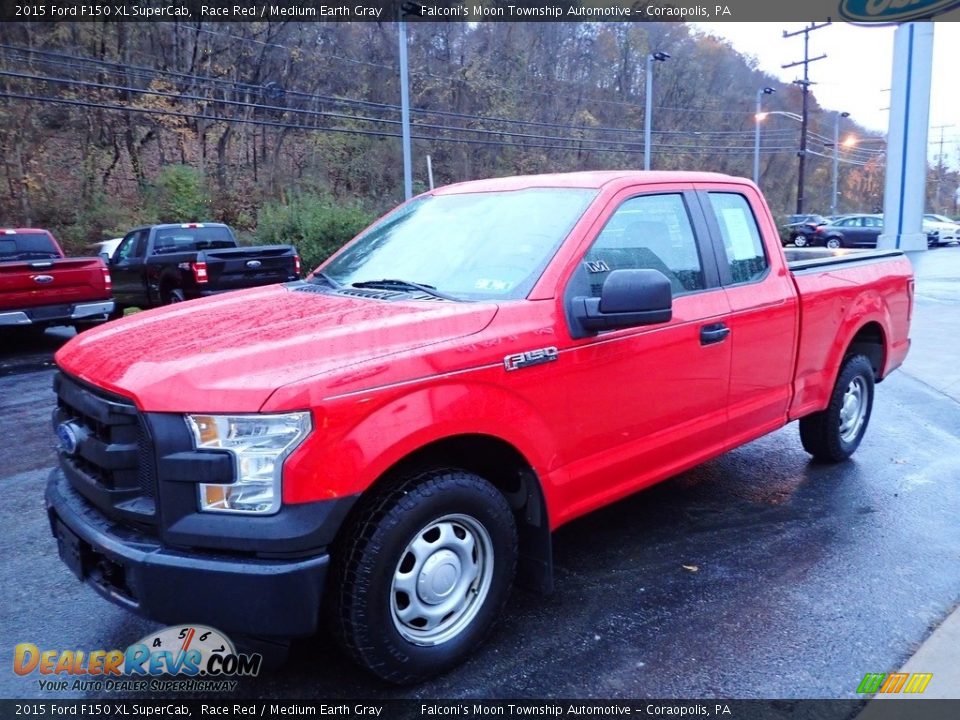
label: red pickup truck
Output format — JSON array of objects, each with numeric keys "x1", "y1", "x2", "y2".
[
  {"x1": 1, "y1": 228, "x2": 114, "y2": 332},
  {"x1": 45, "y1": 172, "x2": 912, "y2": 683}
]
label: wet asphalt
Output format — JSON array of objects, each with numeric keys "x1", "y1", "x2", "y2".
[{"x1": 0, "y1": 248, "x2": 958, "y2": 700}]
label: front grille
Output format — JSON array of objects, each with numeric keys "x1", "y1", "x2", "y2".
[{"x1": 53, "y1": 373, "x2": 157, "y2": 529}]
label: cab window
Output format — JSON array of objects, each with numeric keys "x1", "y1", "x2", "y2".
[{"x1": 583, "y1": 194, "x2": 705, "y2": 298}]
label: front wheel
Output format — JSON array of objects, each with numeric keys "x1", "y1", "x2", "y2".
[
  {"x1": 825, "y1": 237, "x2": 842, "y2": 249},
  {"x1": 793, "y1": 234, "x2": 808, "y2": 248},
  {"x1": 331, "y1": 469, "x2": 517, "y2": 684},
  {"x1": 799, "y1": 354, "x2": 875, "y2": 462}
]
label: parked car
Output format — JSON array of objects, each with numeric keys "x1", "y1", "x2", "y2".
[
  {"x1": 83, "y1": 237, "x2": 122, "y2": 259},
  {"x1": 47, "y1": 172, "x2": 913, "y2": 683},
  {"x1": 922, "y1": 214, "x2": 960, "y2": 246},
  {"x1": 783, "y1": 213, "x2": 828, "y2": 247},
  {"x1": 0, "y1": 228, "x2": 113, "y2": 332},
  {"x1": 812, "y1": 214, "x2": 885, "y2": 248},
  {"x1": 107, "y1": 223, "x2": 300, "y2": 311}
]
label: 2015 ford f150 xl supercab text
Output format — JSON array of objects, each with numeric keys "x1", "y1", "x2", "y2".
[{"x1": 45, "y1": 172, "x2": 913, "y2": 683}]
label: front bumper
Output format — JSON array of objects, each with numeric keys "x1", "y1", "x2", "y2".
[
  {"x1": 45, "y1": 469, "x2": 330, "y2": 637},
  {"x1": 0, "y1": 300, "x2": 114, "y2": 326}
]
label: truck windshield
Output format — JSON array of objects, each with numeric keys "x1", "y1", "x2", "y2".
[
  {"x1": 151, "y1": 227, "x2": 236, "y2": 254},
  {"x1": 319, "y1": 188, "x2": 598, "y2": 301},
  {"x1": 0, "y1": 233, "x2": 60, "y2": 260}
]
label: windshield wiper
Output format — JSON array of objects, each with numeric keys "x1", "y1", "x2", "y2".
[
  {"x1": 351, "y1": 278, "x2": 461, "y2": 301},
  {"x1": 309, "y1": 271, "x2": 342, "y2": 288}
]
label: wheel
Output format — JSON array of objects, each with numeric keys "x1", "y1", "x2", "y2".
[
  {"x1": 331, "y1": 468, "x2": 517, "y2": 684},
  {"x1": 163, "y1": 287, "x2": 186, "y2": 305},
  {"x1": 793, "y1": 234, "x2": 808, "y2": 247},
  {"x1": 826, "y1": 237, "x2": 842, "y2": 249},
  {"x1": 799, "y1": 354, "x2": 875, "y2": 462}
]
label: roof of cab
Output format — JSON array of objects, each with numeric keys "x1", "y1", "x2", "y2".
[{"x1": 432, "y1": 170, "x2": 749, "y2": 195}]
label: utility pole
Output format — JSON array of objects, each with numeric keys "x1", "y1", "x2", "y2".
[
  {"x1": 783, "y1": 22, "x2": 830, "y2": 214},
  {"x1": 931, "y1": 124, "x2": 953, "y2": 213}
]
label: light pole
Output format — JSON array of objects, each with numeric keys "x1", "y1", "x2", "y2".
[
  {"x1": 754, "y1": 87, "x2": 776, "y2": 184},
  {"x1": 831, "y1": 111, "x2": 850, "y2": 216},
  {"x1": 398, "y1": 14, "x2": 413, "y2": 200},
  {"x1": 644, "y1": 51, "x2": 670, "y2": 171}
]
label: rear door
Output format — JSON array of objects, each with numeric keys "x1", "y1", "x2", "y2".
[
  {"x1": 551, "y1": 186, "x2": 733, "y2": 514},
  {"x1": 861, "y1": 216, "x2": 884, "y2": 247},
  {"x1": 698, "y1": 186, "x2": 800, "y2": 447}
]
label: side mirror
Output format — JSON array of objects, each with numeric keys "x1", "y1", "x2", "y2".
[
  {"x1": 99, "y1": 252, "x2": 111, "y2": 264},
  {"x1": 572, "y1": 269, "x2": 672, "y2": 333}
]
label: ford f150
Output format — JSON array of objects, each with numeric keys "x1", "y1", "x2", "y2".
[
  {"x1": 45, "y1": 172, "x2": 912, "y2": 683},
  {"x1": 107, "y1": 223, "x2": 300, "y2": 310},
  {"x1": 0, "y1": 228, "x2": 113, "y2": 331}
]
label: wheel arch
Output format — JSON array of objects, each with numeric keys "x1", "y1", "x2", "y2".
[
  {"x1": 846, "y1": 321, "x2": 886, "y2": 380},
  {"x1": 342, "y1": 433, "x2": 554, "y2": 593}
]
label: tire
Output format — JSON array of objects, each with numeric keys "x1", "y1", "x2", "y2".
[
  {"x1": 331, "y1": 468, "x2": 517, "y2": 684},
  {"x1": 163, "y1": 287, "x2": 186, "y2": 305},
  {"x1": 799, "y1": 354, "x2": 875, "y2": 463},
  {"x1": 826, "y1": 237, "x2": 842, "y2": 249},
  {"x1": 793, "y1": 235, "x2": 808, "y2": 248}
]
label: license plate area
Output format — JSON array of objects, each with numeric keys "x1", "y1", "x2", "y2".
[{"x1": 55, "y1": 521, "x2": 89, "y2": 580}]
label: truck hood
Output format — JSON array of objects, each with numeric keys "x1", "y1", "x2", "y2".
[{"x1": 55, "y1": 284, "x2": 498, "y2": 412}]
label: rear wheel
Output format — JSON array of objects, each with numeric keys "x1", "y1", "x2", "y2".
[
  {"x1": 800, "y1": 354, "x2": 875, "y2": 462},
  {"x1": 793, "y1": 234, "x2": 808, "y2": 248},
  {"x1": 331, "y1": 468, "x2": 517, "y2": 684},
  {"x1": 163, "y1": 287, "x2": 185, "y2": 305}
]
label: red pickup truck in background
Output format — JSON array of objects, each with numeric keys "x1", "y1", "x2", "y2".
[
  {"x1": 45, "y1": 172, "x2": 912, "y2": 683},
  {"x1": 0, "y1": 228, "x2": 113, "y2": 332}
]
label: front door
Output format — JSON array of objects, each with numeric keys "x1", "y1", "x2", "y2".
[
  {"x1": 548, "y1": 188, "x2": 733, "y2": 521},
  {"x1": 110, "y1": 230, "x2": 147, "y2": 307}
]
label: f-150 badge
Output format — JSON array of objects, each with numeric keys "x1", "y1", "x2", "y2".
[{"x1": 503, "y1": 347, "x2": 559, "y2": 372}]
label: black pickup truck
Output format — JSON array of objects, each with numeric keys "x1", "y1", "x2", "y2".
[{"x1": 105, "y1": 223, "x2": 300, "y2": 310}]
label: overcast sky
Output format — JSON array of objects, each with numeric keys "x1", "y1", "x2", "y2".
[{"x1": 690, "y1": 22, "x2": 958, "y2": 165}]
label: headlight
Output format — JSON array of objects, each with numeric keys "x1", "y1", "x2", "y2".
[{"x1": 185, "y1": 412, "x2": 311, "y2": 515}]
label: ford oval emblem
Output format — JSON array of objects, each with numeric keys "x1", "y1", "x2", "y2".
[
  {"x1": 32, "y1": 275, "x2": 54, "y2": 284},
  {"x1": 246, "y1": 260, "x2": 262, "y2": 269},
  {"x1": 56, "y1": 422, "x2": 81, "y2": 456},
  {"x1": 840, "y1": 0, "x2": 960, "y2": 22}
]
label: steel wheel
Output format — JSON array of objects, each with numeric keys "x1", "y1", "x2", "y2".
[
  {"x1": 390, "y1": 513, "x2": 494, "y2": 647},
  {"x1": 839, "y1": 376, "x2": 868, "y2": 444}
]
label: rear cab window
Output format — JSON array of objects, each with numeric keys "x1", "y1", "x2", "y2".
[
  {"x1": 0, "y1": 232, "x2": 61, "y2": 261},
  {"x1": 706, "y1": 192, "x2": 769, "y2": 285},
  {"x1": 151, "y1": 226, "x2": 236, "y2": 254}
]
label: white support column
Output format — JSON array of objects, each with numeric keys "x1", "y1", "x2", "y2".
[{"x1": 878, "y1": 22, "x2": 934, "y2": 252}]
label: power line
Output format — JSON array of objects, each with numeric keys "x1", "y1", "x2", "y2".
[{"x1": 0, "y1": 90, "x2": 798, "y2": 157}]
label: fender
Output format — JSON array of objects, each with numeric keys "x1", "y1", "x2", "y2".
[
  {"x1": 282, "y1": 378, "x2": 565, "y2": 523},
  {"x1": 789, "y1": 285, "x2": 893, "y2": 420}
]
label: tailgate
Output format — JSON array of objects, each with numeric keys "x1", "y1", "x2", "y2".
[
  {"x1": 202, "y1": 245, "x2": 297, "y2": 290},
  {"x1": 0, "y1": 258, "x2": 109, "y2": 309}
]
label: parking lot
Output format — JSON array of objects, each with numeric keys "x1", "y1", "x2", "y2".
[{"x1": 1, "y1": 248, "x2": 959, "y2": 700}]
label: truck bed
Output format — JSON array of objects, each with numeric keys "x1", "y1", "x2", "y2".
[{"x1": 785, "y1": 247, "x2": 905, "y2": 272}]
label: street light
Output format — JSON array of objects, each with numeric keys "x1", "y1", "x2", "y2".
[
  {"x1": 753, "y1": 87, "x2": 776, "y2": 184},
  {"x1": 832, "y1": 111, "x2": 850, "y2": 216},
  {"x1": 644, "y1": 51, "x2": 670, "y2": 171}
]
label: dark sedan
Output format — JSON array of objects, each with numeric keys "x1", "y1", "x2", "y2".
[{"x1": 812, "y1": 214, "x2": 884, "y2": 248}]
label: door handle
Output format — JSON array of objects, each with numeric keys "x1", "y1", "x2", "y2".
[{"x1": 700, "y1": 322, "x2": 730, "y2": 346}]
